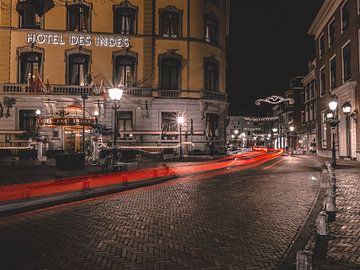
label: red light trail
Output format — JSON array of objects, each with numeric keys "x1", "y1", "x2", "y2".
[{"x1": 0, "y1": 149, "x2": 283, "y2": 204}]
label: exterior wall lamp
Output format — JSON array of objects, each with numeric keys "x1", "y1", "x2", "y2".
[{"x1": 342, "y1": 101, "x2": 358, "y2": 121}]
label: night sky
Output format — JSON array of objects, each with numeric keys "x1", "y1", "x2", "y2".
[{"x1": 227, "y1": 0, "x2": 324, "y2": 116}]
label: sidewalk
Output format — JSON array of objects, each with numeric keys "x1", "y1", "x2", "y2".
[{"x1": 304, "y1": 158, "x2": 360, "y2": 270}]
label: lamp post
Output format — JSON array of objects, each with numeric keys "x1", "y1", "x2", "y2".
[
  {"x1": 234, "y1": 129, "x2": 239, "y2": 148},
  {"x1": 327, "y1": 100, "x2": 339, "y2": 166},
  {"x1": 289, "y1": 126, "x2": 295, "y2": 154},
  {"x1": 272, "y1": 127, "x2": 278, "y2": 148},
  {"x1": 81, "y1": 94, "x2": 88, "y2": 153},
  {"x1": 177, "y1": 116, "x2": 185, "y2": 160},
  {"x1": 35, "y1": 109, "x2": 41, "y2": 131},
  {"x1": 108, "y1": 88, "x2": 123, "y2": 159}
]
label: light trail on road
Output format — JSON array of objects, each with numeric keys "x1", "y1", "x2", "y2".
[{"x1": 0, "y1": 149, "x2": 283, "y2": 203}]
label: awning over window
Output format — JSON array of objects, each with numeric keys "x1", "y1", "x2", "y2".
[{"x1": 16, "y1": 0, "x2": 55, "y2": 17}]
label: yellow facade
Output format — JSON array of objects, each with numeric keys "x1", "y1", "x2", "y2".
[{"x1": 0, "y1": 0, "x2": 229, "y2": 153}]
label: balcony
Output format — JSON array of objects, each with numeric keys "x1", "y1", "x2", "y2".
[
  {"x1": 201, "y1": 90, "x2": 227, "y2": 102},
  {"x1": 123, "y1": 87, "x2": 152, "y2": 97},
  {"x1": 158, "y1": 90, "x2": 181, "y2": 98},
  {"x1": 0, "y1": 84, "x2": 152, "y2": 97}
]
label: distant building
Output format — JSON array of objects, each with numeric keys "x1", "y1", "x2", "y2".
[
  {"x1": 226, "y1": 116, "x2": 255, "y2": 148},
  {"x1": 308, "y1": 0, "x2": 360, "y2": 160},
  {"x1": 0, "y1": 0, "x2": 230, "y2": 154},
  {"x1": 299, "y1": 60, "x2": 317, "y2": 153}
]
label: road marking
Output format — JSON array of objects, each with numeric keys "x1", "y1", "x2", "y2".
[{"x1": 263, "y1": 157, "x2": 284, "y2": 170}]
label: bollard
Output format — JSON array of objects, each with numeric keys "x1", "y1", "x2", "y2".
[
  {"x1": 326, "y1": 195, "x2": 336, "y2": 222},
  {"x1": 296, "y1": 250, "x2": 313, "y2": 270},
  {"x1": 313, "y1": 211, "x2": 329, "y2": 260}
]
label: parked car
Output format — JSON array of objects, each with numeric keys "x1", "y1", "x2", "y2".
[{"x1": 309, "y1": 142, "x2": 317, "y2": 153}]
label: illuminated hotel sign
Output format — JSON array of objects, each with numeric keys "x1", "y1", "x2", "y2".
[{"x1": 26, "y1": 32, "x2": 130, "y2": 48}]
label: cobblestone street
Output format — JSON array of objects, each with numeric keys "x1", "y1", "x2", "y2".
[{"x1": 0, "y1": 156, "x2": 320, "y2": 270}]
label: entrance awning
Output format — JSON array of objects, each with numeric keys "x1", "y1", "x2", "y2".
[{"x1": 16, "y1": 0, "x2": 55, "y2": 17}]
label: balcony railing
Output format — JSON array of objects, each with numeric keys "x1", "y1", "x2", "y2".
[
  {"x1": 201, "y1": 90, "x2": 227, "y2": 101},
  {"x1": 123, "y1": 87, "x2": 152, "y2": 97},
  {"x1": 158, "y1": 90, "x2": 181, "y2": 98},
  {"x1": 0, "y1": 84, "x2": 152, "y2": 97}
]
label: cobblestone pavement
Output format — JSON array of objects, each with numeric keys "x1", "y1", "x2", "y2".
[
  {"x1": 305, "y1": 162, "x2": 360, "y2": 270},
  {"x1": 0, "y1": 156, "x2": 320, "y2": 270}
]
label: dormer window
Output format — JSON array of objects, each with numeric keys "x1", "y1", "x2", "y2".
[
  {"x1": 67, "y1": 3, "x2": 91, "y2": 32},
  {"x1": 160, "y1": 7, "x2": 182, "y2": 38},
  {"x1": 113, "y1": 2, "x2": 137, "y2": 35},
  {"x1": 205, "y1": 14, "x2": 219, "y2": 44}
]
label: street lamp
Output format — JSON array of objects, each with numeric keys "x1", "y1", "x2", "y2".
[
  {"x1": 327, "y1": 100, "x2": 339, "y2": 166},
  {"x1": 81, "y1": 94, "x2": 88, "y2": 153},
  {"x1": 108, "y1": 88, "x2": 123, "y2": 159},
  {"x1": 35, "y1": 109, "x2": 41, "y2": 133},
  {"x1": 177, "y1": 116, "x2": 185, "y2": 160}
]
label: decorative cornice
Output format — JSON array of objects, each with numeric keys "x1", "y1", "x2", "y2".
[{"x1": 308, "y1": 0, "x2": 342, "y2": 39}]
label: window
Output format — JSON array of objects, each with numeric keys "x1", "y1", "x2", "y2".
[
  {"x1": 113, "y1": 3, "x2": 137, "y2": 34},
  {"x1": 159, "y1": 57, "x2": 181, "y2": 90},
  {"x1": 341, "y1": 1, "x2": 349, "y2": 32},
  {"x1": 328, "y1": 19, "x2": 335, "y2": 47},
  {"x1": 19, "y1": 110, "x2": 37, "y2": 134},
  {"x1": 205, "y1": 113, "x2": 219, "y2": 138},
  {"x1": 321, "y1": 111, "x2": 327, "y2": 148},
  {"x1": 19, "y1": 10, "x2": 41, "y2": 29},
  {"x1": 330, "y1": 56, "x2": 336, "y2": 89},
  {"x1": 305, "y1": 105, "x2": 309, "y2": 122},
  {"x1": 320, "y1": 67, "x2": 325, "y2": 96},
  {"x1": 67, "y1": 54, "x2": 90, "y2": 85},
  {"x1": 160, "y1": 8, "x2": 182, "y2": 38},
  {"x1": 358, "y1": 0, "x2": 360, "y2": 14},
  {"x1": 67, "y1": 4, "x2": 91, "y2": 32},
  {"x1": 117, "y1": 111, "x2": 132, "y2": 139},
  {"x1": 309, "y1": 104, "x2": 314, "y2": 121},
  {"x1": 342, "y1": 42, "x2": 351, "y2": 82},
  {"x1": 114, "y1": 55, "x2": 136, "y2": 87},
  {"x1": 310, "y1": 81, "x2": 315, "y2": 99},
  {"x1": 161, "y1": 112, "x2": 178, "y2": 140},
  {"x1": 205, "y1": 14, "x2": 218, "y2": 44},
  {"x1": 319, "y1": 34, "x2": 324, "y2": 58},
  {"x1": 304, "y1": 86, "x2": 308, "y2": 102},
  {"x1": 204, "y1": 59, "x2": 219, "y2": 91},
  {"x1": 19, "y1": 52, "x2": 42, "y2": 84}
]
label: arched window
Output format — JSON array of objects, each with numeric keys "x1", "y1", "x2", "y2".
[
  {"x1": 67, "y1": 3, "x2": 91, "y2": 32},
  {"x1": 159, "y1": 56, "x2": 181, "y2": 90},
  {"x1": 113, "y1": 53, "x2": 137, "y2": 87},
  {"x1": 113, "y1": 1, "x2": 137, "y2": 34},
  {"x1": 204, "y1": 58, "x2": 219, "y2": 91},
  {"x1": 205, "y1": 14, "x2": 218, "y2": 44},
  {"x1": 159, "y1": 6, "x2": 182, "y2": 38}
]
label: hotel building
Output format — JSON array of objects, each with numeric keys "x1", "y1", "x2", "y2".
[{"x1": 0, "y1": 0, "x2": 230, "y2": 154}]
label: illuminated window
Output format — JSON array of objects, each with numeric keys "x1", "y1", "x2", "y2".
[
  {"x1": 160, "y1": 8, "x2": 182, "y2": 38},
  {"x1": 113, "y1": 3, "x2": 137, "y2": 34},
  {"x1": 204, "y1": 58, "x2": 219, "y2": 91},
  {"x1": 114, "y1": 55, "x2": 136, "y2": 87},
  {"x1": 67, "y1": 4, "x2": 91, "y2": 32},
  {"x1": 67, "y1": 54, "x2": 90, "y2": 85},
  {"x1": 19, "y1": 52, "x2": 42, "y2": 84},
  {"x1": 321, "y1": 111, "x2": 327, "y2": 148},
  {"x1": 342, "y1": 42, "x2": 351, "y2": 82},
  {"x1": 205, "y1": 14, "x2": 218, "y2": 44}
]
